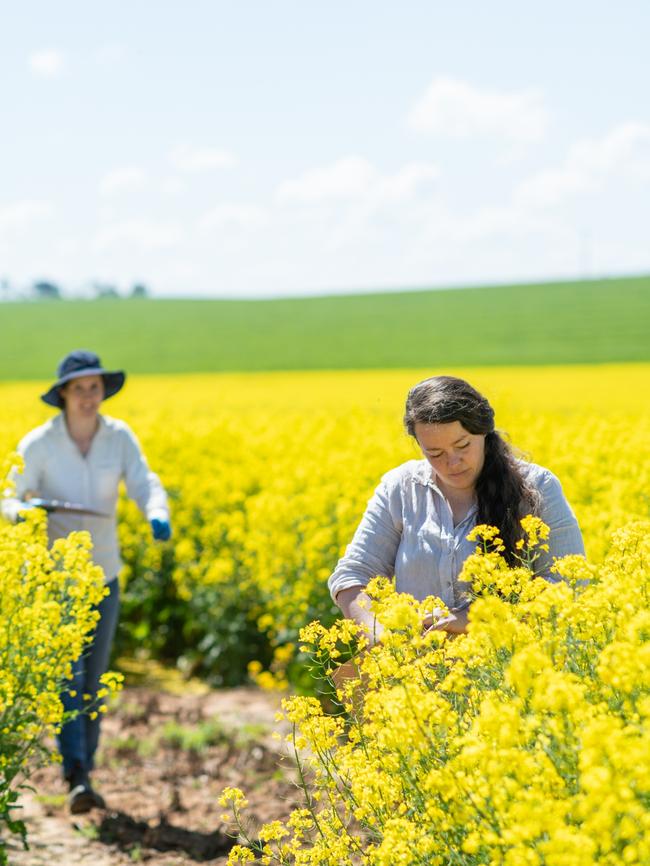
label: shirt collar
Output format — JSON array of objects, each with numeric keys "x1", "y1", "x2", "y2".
[
  {"x1": 413, "y1": 459, "x2": 435, "y2": 488},
  {"x1": 413, "y1": 459, "x2": 478, "y2": 521},
  {"x1": 51, "y1": 413, "x2": 65, "y2": 435},
  {"x1": 51, "y1": 411, "x2": 106, "y2": 441}
]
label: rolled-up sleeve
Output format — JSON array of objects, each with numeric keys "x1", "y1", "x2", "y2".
[
  {"x1": 122, "y1": 427, "x2": 169, "y2": 521},
  {"x1": 534, "y1": 469, "x2": 585, "y2": 581},
  {"x1": 328, "y1": 479, "x2": 403, "y2": 602}
]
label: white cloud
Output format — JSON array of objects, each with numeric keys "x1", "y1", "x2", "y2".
[
  {"x1": 93, "y1": 219, "x2": 183, "y2": 251},
  {"x1": 100, "y1": 166, "x2": 146, "y2": 197},
  {"x1": 29, "y1": 49, "x2": 65, "y2": 79},
  {"x1": 277, "y1": 156, "x2": 376, "y2": 203},
  {"x1": 0, "y1": 200, "x2": 54, "y2": 232},
  {"x1": 199, "y1": 204, "x2": 268, "y2": 233},
  {"x1": 376, "y1": 162, "x2": 440, "y2": 201},
  {"x1": 270, "y1": 158, "x2": 441, "y2": 262},
  {"x1": 421, "y1": 202, "x2": 550, "y2": 246},
  {"x1": 408, "y1": 77, "x2": 548, "y2": 143},
  {"x1": 276, "y1": 157, "x2": 438, "y2": 205},
  {"x1": 161, "y1": 177, "x2": 188, "y2": 196},
  {"x1": 516, "y1": 121, "x2": 650, "y2": 208},
  {"x1": 572, "y1": 121, "x2": 650, "y2": 175},
  {"x1": 514, "y1": 166, "x2": 593, "y2": 209},
  {"x1": 170, "y1": 145, "x2": 236, "y2": 173}
]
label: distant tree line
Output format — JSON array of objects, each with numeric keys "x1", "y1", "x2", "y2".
[{"x1": 0, "y1": 278, "x2": 150, "y2": 301}]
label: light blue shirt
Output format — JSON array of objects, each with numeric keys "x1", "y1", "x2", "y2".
[{"x1": 328, "y1": 459, "x2": 585, "y2": 609}]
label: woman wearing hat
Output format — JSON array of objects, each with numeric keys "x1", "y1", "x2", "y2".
[{"x1": 2, "y1": 349, "x2": 171, "y2": 813}]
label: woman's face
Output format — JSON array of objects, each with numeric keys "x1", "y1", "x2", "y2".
[
  {"x1": 414, "y1": 420, "x2": 486, "y2": 493},
  {"x1": 60, "y1": 374, "x2": 105, "y2": 420}
]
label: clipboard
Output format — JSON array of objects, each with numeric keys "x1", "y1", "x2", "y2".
[{"x1": 20, "y1": 498, "x2": 110, "y2": 518}]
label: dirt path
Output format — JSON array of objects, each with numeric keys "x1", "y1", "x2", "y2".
[{"x1": 6, "y1": 686, "x2": 299, "y2": 865}]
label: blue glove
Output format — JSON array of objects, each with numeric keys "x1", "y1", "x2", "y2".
[{"x1": 151, "y1": 518, "x2": 171, "y2": 541}]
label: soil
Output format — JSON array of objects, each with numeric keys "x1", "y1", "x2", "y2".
[{"x1": 6, "y1": 686, "x2": 302, "y2": 865}]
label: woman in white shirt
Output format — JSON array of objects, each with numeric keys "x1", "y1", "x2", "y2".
[
  {"x1": 329, "y1": 375, "x2": 584, "y2": 643},
  {"x1": 3, "y1": 350, "x2": 171, "y2": 814}
]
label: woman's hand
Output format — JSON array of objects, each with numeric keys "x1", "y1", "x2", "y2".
[
  {"x1": 422, "y1": 606, "x2": 469, "y2": 636},
  {"x1": 335, "y1": 586, "x2": 384, "y2": 646}
]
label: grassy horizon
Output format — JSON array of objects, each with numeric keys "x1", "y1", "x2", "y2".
[{"x1": 1, "y1": 275, "x2": 649, "y2": 379}]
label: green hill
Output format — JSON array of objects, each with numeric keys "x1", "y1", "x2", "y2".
[{"x1": 1, "y1": 276, "x2": 649, "y2": 379}]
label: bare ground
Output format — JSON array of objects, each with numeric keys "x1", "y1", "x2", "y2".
[{"x1": 6, "y1": 686, "x2": 301, "y2": 865}]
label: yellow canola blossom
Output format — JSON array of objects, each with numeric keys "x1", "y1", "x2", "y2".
[
  {"x1": 1, "y1": 364, "x2": 649, "y2": 688},
  {"x1": 227, "y1": 520, "x2": 650, "y2": 866},
  {"x1": 0, "y1": 470, "x2": 122, "y2": 858}
]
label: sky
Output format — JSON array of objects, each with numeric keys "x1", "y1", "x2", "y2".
[{"x1": 1, "y1": 1, "x2": 650, "y2": 298}]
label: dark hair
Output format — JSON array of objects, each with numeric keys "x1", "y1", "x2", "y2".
[{"x1": 404, "y1": 376, "x2": 540, "y2": 562}]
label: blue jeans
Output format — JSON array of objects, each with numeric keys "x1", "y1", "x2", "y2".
[{"x1": 57, "y1": 577, "x2": 120, "y2": 777}]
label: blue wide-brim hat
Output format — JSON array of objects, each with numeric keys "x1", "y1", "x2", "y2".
[{"x1": 41, "y1": 349, "x2": 126, "y2": 408}]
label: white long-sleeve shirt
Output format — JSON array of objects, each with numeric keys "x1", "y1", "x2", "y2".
[{"x1": 2, "y1": 413, "x2": 169, "y2": 581}]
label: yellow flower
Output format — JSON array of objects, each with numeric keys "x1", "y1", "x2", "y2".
[{"x1": 218, "y1": 787, "x2": 249, "y2": 810}]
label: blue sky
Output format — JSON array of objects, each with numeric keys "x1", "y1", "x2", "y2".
[{"x1": 2, "y1": 1, "x2": 649, "y2": 297}]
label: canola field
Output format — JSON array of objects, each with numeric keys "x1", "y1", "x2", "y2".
[
  {"x1": 1, "y1": 363, "x2": 649, "y2": 690},
  {"x1": 2, "y1": 363, "x2": 650, "y2": 864}
]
